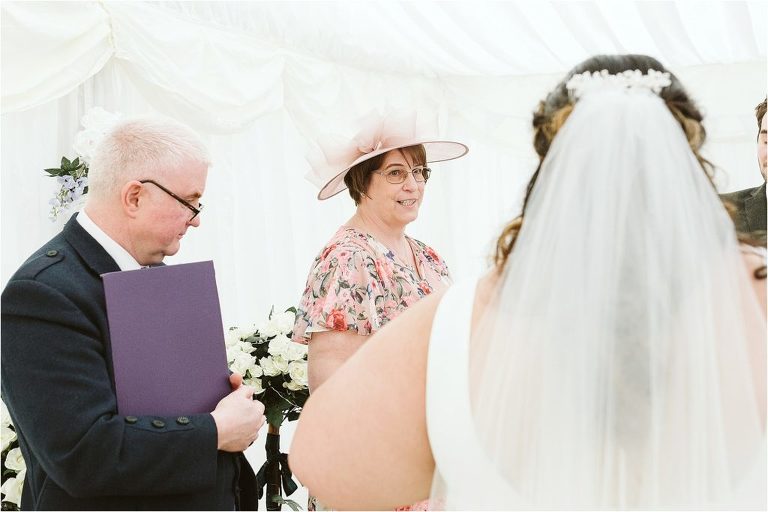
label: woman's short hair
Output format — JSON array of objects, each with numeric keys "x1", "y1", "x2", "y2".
[
  {"x1": 87, "y1": 117, "x2": 210, "y2": 200},
  {"x1": 343, "y1": 145, "x2": 427, "y2": 205}
]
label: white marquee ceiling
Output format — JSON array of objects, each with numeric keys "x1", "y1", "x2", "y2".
[{"x1": 157, "y1": 1, "x2": 766, "y2": 76}]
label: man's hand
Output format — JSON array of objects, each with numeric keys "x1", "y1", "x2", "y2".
[
  {"x1": 210, "y1": 383, "x2": 266, "y2": 452},
  {"x1": 229, "y1": 372, "x2": 244, "y2": 390}
]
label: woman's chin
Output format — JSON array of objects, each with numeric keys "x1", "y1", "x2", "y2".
[{"x1": 400, "y1": 212, "x2": 419, "y2": 226}]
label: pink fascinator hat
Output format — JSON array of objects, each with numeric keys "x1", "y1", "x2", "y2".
[{"x1": 306, "y1": 111, "x2": 468, "y2": 200}]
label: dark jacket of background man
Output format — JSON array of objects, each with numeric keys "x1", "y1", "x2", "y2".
[{"x1": 721, "y1": 97, "x2": 767, "y2": 239}]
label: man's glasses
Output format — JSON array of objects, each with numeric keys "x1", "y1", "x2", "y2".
[
  {"x1": 140, "y1": 180, "x2": 204, "y2": 221},
  {"x1": 373, "y1": 166, "x2": 431, "y2": 184}
]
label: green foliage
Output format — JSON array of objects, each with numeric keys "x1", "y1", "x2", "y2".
[
  {"x1": 273, "y1": 496, "x2": 302, "y2": 511},
  {"x1": 44, "y1": 156, "x2": 88, "y2": 179}
]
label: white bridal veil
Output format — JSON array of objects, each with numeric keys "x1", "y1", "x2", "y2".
[{"x1": 432, "y1": 74, "x2": 766, "y2": 509}]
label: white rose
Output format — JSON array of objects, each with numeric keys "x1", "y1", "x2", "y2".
[
  {"x1": 230, "y1": 351, "x2": 255, "y2": 376},
  {"x1": 226, "y1": 341, "x2": 255, "y2": 365},
  {"x1": 0, "y1": 469, "x2": 24, "y2": 507},
  {"x1": 273, "y1": 311, "x2": 296, "y2": 335},
  {"x1": 73, "y1": 108, "x2": 121, "y2": 164},
  {"x1": 0, "y1": 399, "x2": 11, "y2": 428},
  {"x1": 1, "y1": 424, "x2": 17, "y2": 452},
  {"x1": 4, "y1": 447, "x2": 26, "y2": 472},
  {"x1": 237, "y1": 340, "x2": 255, "y2": 354},
  {"x1": 80, "y1": 106, "x2": 121, "y2": 130},
  {"x1": 258, "y1": 318, "x2": 280, "y2": 339},
  {"x1": 283, "y1": 380, "x2": 304, "y2": 392},
  {"x1": 285, "y1": 341, "x2": 308, "y2": 362},
  {"x1": 287, "y1": 360, "x2": 308, "y2": 387},
  {"x1": 249, "y1": 363, "x2": 263, "y2": 378},
  {"x1": 226, "y1": 346, "x2": 241, "y2": 365},
  {"x1": 224, "y1": 327, "x2": 245, "y2": 347},
  {"x1": 244, "y1": 377, "x2": 265, "y2": 395},
  {"x1": 72, "y1": 129, "x2": 105, "y2": 164},
  {"x1": 267, "y1": 335, "x2": 291, "y2": 359},
  {"x1": 259, "y1": 356, "x2": 280, "y2": 377},
  {"x1": 272, "y1": 355, "x2": 289, "y2": 374},
  {"x1": 273, "y1": 333, "x2": 291, "y2": 345}
]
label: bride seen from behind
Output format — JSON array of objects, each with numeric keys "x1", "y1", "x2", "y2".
[{"x1": 289, "y1": 54, "x2": 767, "y2": 510}]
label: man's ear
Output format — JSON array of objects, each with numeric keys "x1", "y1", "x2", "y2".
[{"x1": 122, "y1": 181, "x2": 144, "y2": 219}]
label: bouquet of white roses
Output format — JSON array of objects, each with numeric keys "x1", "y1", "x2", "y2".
[
  {"x1": 226, "y1": 307, "x2": 308, "y2": 428},
  {"x1": 227, "y1": 308, "x2": 307, "y2": 510},
  {"x1": 1, "y1": 400, "x2": 24, "y2": 511},
  {"x1": 44, "y1": 107, "x2": 121, "y2": 221}
]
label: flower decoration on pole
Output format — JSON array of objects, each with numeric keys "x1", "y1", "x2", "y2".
[
  {"x1": 226, "y1": 307, "x2": 308, "y2": 511},
  {"x1": 1, "y1": 399, "x2": 24, "y2": 511},
  {"x1": 44, "y1": 107, "x2": 121, "y2": 221}
]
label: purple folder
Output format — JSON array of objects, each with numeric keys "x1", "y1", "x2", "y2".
[{"x1": 103, "y1": 261, "x2": 231, "y2": 417}]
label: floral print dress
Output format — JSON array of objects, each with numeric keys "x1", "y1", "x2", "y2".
[
  {"x1": 294, "y1": 226, "x2": 452, "y2": 342},
  {"x1": 294, "y1": 226, "x2": 449, "y2": 511}
]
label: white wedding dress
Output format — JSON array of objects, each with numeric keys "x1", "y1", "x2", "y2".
[
  {"x1": 425, "y1": 280, "x2": 766, "y2": 510},
  {"x1": 426, "y1": 279, "x2": 523, "y2": 510}
]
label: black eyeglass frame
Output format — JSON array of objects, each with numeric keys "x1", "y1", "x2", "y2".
[
  {"x1": 372, "y1": 166, "x2": 432, "y2": 184},
  {"x1": 139, "y1": 179, "x2": 204, "y2": 221}
]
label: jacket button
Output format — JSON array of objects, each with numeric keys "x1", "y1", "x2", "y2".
[
  {"x1": 176, "y1": 416, "x2": 190, "y2": 425},
  {"x1": 125, "y1": 416, "x2": 138, "y2": 424},
  {"x1": 46, "y1": 250, "x2": 58, "y2": 257},
  {"x1": 151, "y1": 419, "x2": 165, "y2": 429}
]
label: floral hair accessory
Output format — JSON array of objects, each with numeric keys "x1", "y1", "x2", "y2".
[{"x1": 565, "y1": 69, "x2": 672, "y2": 100}]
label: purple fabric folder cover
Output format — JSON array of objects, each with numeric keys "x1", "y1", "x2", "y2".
[{"x1": 102, "y1": 260, "x2": 231, "y2": 417}]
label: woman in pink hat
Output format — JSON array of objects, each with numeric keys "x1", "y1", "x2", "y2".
[{"x1": 292, "y1": 115, "x2": 467, "y2": 510}]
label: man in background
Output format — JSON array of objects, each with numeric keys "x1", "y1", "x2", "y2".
[{"x1": 722, "y1": 97, "x2": 767, "y2": 240}]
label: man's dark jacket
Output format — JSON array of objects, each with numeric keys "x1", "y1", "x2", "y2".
[
  {"x1": 1, "y1": 216, "x2": 257, "y2": 510},
  {"x1": 721, "y1": 182, "x2": 767, "y2": 236}
]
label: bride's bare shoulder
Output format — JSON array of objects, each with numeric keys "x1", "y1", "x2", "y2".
[
  {"x1": 740, "y1": 244, "x2": 767, "y2": 276},
  {"x1": 472, "y1": 267, "x2": 501, "y2": 325},
  {"x1": 739, "y1": 244, "x2": 766, "y2": 314}
]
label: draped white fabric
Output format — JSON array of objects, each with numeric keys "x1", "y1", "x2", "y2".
[
  {"x1": 3, "y1": 0, "x2": 765, "y2": 318},
  {"x1": 1, "y1": 1, "x2": 766, "y2": 507}
]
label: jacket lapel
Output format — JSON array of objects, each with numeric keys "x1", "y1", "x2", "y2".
[
  {"x1": 62, "y1": 214, "x2": 121, "y2": 276},
  {"x1": 743, "y1": 183, "x2": 767, "y2": 233}
]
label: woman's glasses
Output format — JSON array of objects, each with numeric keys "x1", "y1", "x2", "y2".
[{"x1": 373, "y1": 166, "x2": 431, "y2": 184}]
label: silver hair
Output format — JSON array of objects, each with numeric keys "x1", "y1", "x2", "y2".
[{"x1": 87, "y1": 116, "x2": 211, "y2": 200}]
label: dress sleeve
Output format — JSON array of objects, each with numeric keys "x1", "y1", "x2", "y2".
[{"x1": 293, "y1": 245, "x2": 389, "y2": 340}]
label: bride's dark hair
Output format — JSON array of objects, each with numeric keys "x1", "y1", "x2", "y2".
[{"x1": 494, "y1": 54, "x2": 715, "y2": 269}]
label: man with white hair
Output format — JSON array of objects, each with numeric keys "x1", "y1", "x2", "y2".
[{"x1": 1, "y1": 117, "x2": 265, "y2": 510}]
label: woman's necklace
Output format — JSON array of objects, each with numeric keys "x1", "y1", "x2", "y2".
[
  {"x1": 392, "y1": 239, "x2": 419, "y2": 274},
  {"x1": 349, "y1": 216, "x2": 419, "y2": 273}
]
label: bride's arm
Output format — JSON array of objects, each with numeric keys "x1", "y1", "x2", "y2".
[
  {"x1": 740, "y1": 247, "x2": 766, "y2": 315},
  {"x1": 290, "y1": 289, "x2": 445, "y2": 510},
  {"x1": 738, "y1": 245, "x2": 766, "y2": 424}
]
